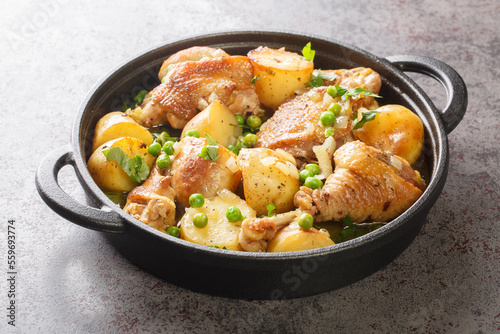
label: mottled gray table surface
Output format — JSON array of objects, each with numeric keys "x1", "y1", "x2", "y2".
[{"x1": 1, "y1": 0, "x2": 499, "y2": 333}]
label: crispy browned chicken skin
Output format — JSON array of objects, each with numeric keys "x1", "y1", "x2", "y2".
[{"x1": 294, "y1": 141, "x2": 425, "y2": 223}]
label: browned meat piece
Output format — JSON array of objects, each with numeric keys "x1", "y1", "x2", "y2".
[
  {"x1": 320, "y1": 67, "x2": 382, "y2": 109},
  {"x1": 294, "y1": 141, "x2": 425, "y2": 223},
  {"x1": 123, "y1": 165, "x2": 176, "y2": 231},
  {"x1": 255, "y1": 86, "x2": 354, "y2": 160},
  {"x1": 136, "y1": 56, "x2": 259, "y2": 128},
  {"x1": 170, "y1": 137, "x2": 242, "y2": 208},
  {"x1": 157, "y1": 46, "x2": 230, "y2": 81}
]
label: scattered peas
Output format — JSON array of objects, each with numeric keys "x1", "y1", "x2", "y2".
[
  {"x1": 148, "y1": 142, "x2": 162, "y2": 156},
  {"x1": 299, "y1": 169, "x2": 314, "y2": 183},
  {"x1": 243, "y1": 133, "x2": 258, "y2": 146},
  {"x1": 305, "y1": 163, "x2": 320, "y2": 176},
  {"x1": 162, "y1": 141, "x2": 175, "y2": 155},
  {"x1": 327, "y1": 86, "x2": 339, "y2": 97},
  {"x1": 156, "y1": 154, "x2": 171, "y2": 169},
  {"x1": 246, "y1": 115, "x2": 262, "y2": 129},
  {"x1": 157, "y1": 131, "x2": 170, "y2": 146},
  {"x1": 189, "y1": 193, "x2": 205, "y2": 208},
  {"x1": 298, "y1": 213, "x2": 314, "y2": 230},
  {"x1": 320, "y1": 111, "x2": 336, "y2": 126},
  {"x1": 193, "y1": 213, "x2": 208, "y2": 228},
  {"x1": 304, "y1": 176, "x2": 323, "y2": 189},
  {"x1": 226, "y1": 206, "x2": 244, "y2": 222},
  {"x1": 235, "y1": 114, "x2": 245, "y2": 125},
  {"x1": 166, "y1": 225, "x2": 180, "y2": 237},
  {"x1": 186, "y1": 129, "x2": 200, "y2": 138}
]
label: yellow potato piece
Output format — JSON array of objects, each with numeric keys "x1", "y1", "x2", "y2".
[
  {"x1": 353, "y1": 104, "x2": 424, "y2": 165},
  {"x1": 87, "y1": 137, "x2": 155, "y2": 192},
  {"x1": 248, "y1": 46, "x2": 314, "y2": 109},
  {"x1": 267, "y1": 222, "x2": 335, "y2": 252},
  {"x1": 180, "y1": 100, "x2": 242, "y2": 147},
  {"x1": 237, "y1": 148, "x2": 300, "y2": 216},
  {"x1": 92, "y1": 111, "x2": 153, "y2": 153},
  {"x1": 179, "y1": 189, "x2": 256, "y2": 250}
]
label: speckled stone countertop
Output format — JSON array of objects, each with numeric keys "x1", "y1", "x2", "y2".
[{"x1": 1, "y1": 0, "x2": 499, "y2": 333}]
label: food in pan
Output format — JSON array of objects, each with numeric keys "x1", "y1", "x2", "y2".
[{"x1": 87, "y1": 43, "x2": 426, "y2": 252}]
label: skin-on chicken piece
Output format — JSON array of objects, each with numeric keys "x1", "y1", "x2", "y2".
[
  {"x1": 123, "y1": 165, "x2": 176, "y2": 232},
  {"x1": 255, "y1": 86, "x2": 354, "y2": 160},
  {"x1": 170, "y1": 137, "x2": 242, "y2": 208},
  {"x1": 238, "y1": 210, "x2": 299, "y2": 252},
  {"x1": 136, "y1": 55, "x2": 260, "y2": 129},
  {"x1": 294, "y1": 140, "x2": 425, "y2": 223},
  {"x1": 319, "y1": 67, "x2": 382, "y2": 109}
]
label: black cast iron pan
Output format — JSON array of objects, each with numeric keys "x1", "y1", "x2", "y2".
[{"x1": 35, "y1": 30, "x2": 467, "y2": 299}]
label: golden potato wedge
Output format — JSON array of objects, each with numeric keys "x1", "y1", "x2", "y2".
[
  {"x1": 353, "y1": 104, "x2": 424, "y2": 165},
  {"x1": 248, "y1": 46, "x2": 314, "y2": 109},
  {"x1": 267, "y1": 221, "x2": 334, "y2": 252},
  {"x1": 237, "y1": 148, "x2": 300, "y2": 216},
  {"x1": 179, "y1": 189, "x2": 256, "y2": 250},
  {"x1": 92, "y1": 111, "x2": 153, "y2": 153},
  {"x1": 180, "y1": 100, "x2": 242, "y2": 147},
  {"x1": 170, "y1": 137, "x2": 242, "y2": 207},
  {"x1": 88, "y1": 137, "x2": 155, "y2": 192}
]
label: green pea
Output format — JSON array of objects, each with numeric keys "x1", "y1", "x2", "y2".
[
  {"x1": 320, "y1": 111, "x2": 336, "y2": 126},
  {"x1": 298, "y1": 213, "x2": 314, "y2": 230},
  {"x1": 162, "y1": 141, "x2": 175, "y2": 155},
  {"x1": 299, "y1": 169, "x2": 314, "y2": 183},
  {"x1": 156, "y1": 154, "x2": 171, "y2": 169},
  {"x1": 189, "y1": 193, "x2": 205, "y2": 208},
  {"x1": 305, "y1": 163, "x2": 320, "y2": 176},
  {"x1": 148, "y1": 142, "x2": 162, "y2": 156},
  {"x1": 324, "y1": 128, "x2": 335, "y2": 138},
  {"x1": 235, "y1": 114, "x2": 245, "y2": 125},
  {"x1": 226, "y1": 206, "x2": 243, "y2": 222},
  {"x1": 327, "y1": 86, "x2": 339, "y2": 97},
  {"x1": 304, "y1": 176, "x2": 323, "y2": 189},
  {"x1": 328, "y1": 103, "x2": 342, "y2": 116},
  {"x1": 186, "y1": 129, "x2": 200, "y2": 138},
  {"x1": 246, "y1": 115, "x2": 262, "y2": 129},
  {"x1": 193, "y1": 213, "x2": 208, "y2": 228},
  {"x1": 166, "y1": 225, "x2": 180, "y2": 237},
  {"x1": 157, "y1": 131, "x2": 170, "y2": 146},
  {"x1": 243, "y1": 133, "x2": 258, "y2": 146}
]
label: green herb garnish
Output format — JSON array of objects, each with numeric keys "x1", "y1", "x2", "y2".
[
  {"x1": 301, "y1": 42, "x2": 315, "y2": 62},
  {"x1": 102, "y1": 147, "x2": 150, "y2": 183},
  {"x1": 251, "y1": 76, "x2": 260, "y2": 84},
  {"x1": 353, "y1": 109, "x2": 380, "y2": 130},
  {"x1": 306, "y1": 70, "x2": 337, "y2": 87},
  {"x1": 199, "y1": 133, "x2": 220, "y2": 161},
  {"x1": 267, "y1": 204, "x2": 277, "y2": 217},
  {"x1": 327, "y1": 84, "x2": 381, "y2": 101},
  {"x1": 133, "y1": 90, "x2": 149, "y2": 105}
]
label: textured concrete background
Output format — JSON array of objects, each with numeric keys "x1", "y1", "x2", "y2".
[{"x1": 1, "y1": 0, "x2": 499, "y2": 333}]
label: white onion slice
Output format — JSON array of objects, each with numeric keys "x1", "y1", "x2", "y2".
[
  {"x1": 275, "y1": 149, "x2": 296, "y2": 166},
  {"x1": 334, "y1": 116, "x2": 349, "y2": 129},
  {"x1": 313, "y1": 145, "x2": 333, "y2": 178},
  {"x1": 225, "y1": 156, "x2": 240, "y2": 173},
  {"x1": 390, "y1": 155, "x2": 403, "y2": 170},
  {"x1": 261, "y1": 156, "x2": 278, "y2": 166}
]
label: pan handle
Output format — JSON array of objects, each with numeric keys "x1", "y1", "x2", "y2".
[
  {"x1": 35, "y1": 144, "x2": 126, "y2": 233},
  {"x1": 385, "y1": 55, "x2": 467, "y2": 134}
]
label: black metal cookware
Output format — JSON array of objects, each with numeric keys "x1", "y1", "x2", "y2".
[{"x1": 36, "y1": 31, "x2": 467, "y2": 299}]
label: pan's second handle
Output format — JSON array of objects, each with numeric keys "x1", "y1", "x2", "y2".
[
  {"x1": 386, "y1": 55, "x2": 468, "y2": 134},
  {"x1": 35, "y1": 144, "x2": 126, "y2": 233}
]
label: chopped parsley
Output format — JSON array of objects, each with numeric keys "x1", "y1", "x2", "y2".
[
  {"x1": 306, "y1": 70, "x2": 338, "y2": 87},
  {"x1": 102, "y1": 146, "x2": 150, "y2": 183},
  {"x1": 266, "y1": 204, "x2": 277, "y2": 217},
  {"x1": 353, "y1": 109, "x2": 380, "y2": 130},
  {"x1": 199, "y1": 133, "x2": 220, "y2": 161},
  {"x1": 327, "y1": 84, "x2": 382, "y2": 101},
  {"x1": 251, "y1": 76, "x2": 260, "y2": 84},
  {"x1": 301, "y1": 42, "x2": 315, "y2": 62}
]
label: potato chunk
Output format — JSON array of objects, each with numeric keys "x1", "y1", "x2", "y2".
[
  {"x1": 92, "y1": 111, "x2": 153, "y2": 153},
  {"x1": 180, "y1": 100, "x2": 242, "y2": 147},
  {"x1": 170, "y1": 137, "x2": 242, "y2": 207},
  {"x1": 248, "y1": 46, "x2": 314, "y2": 109},
  {"x1": 353, "y1": 104, "x2": 424, "y2": 165},
  {"x1": 179, "y1": 189, "x2": 256, "y2": 250},
  {"x1": 237, "y1": 148, "x2": 300, "y2": 216},
  {"x1": 267, "y1": 221, "x2": 334, "y2": 252},
  {"x1": 88, "y1": 137, "x2": 155, "y2": 192}
]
